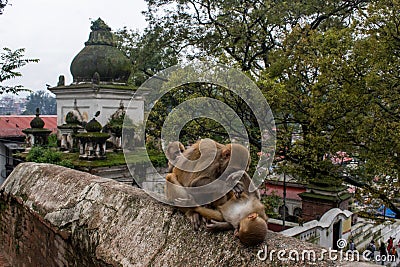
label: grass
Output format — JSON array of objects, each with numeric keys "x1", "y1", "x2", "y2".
[
  {"x1": 62, "y1": 150, "x2": 167, "y2": 168},
  {"x1": 16, "y1": 149, "x2": 168, "y2": 169}
]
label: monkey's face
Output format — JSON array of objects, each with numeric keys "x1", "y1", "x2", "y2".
[
  {"x1": 171, "y1": 148, "x2": 182, "y2": 160},
  {"x1": 236, "y1": 213, "x2": 268, "y2": 246},
  {"x1": 238, "y1": 212, "x2": 259, "y2": 232},
  {"x1": 167, "y1": 141, "x2": 185, "y2": 161}
]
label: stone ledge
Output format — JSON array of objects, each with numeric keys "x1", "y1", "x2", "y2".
[{"x1": 0, "y1": 162, "x2": 367, "y2": 266}]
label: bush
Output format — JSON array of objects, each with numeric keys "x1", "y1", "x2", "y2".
[
  {"x1": 47, "y1": 134, "x2": 58, "y2": 147},
  {"x1": 58, "y1": 159, "x2": 75, "y2": 169},
  {"x1": 26, "y1": 146, "x2": 74, "y2": 169},
  {"x1": 261, "y1": 192, "x2": 282, "y2": 219}
]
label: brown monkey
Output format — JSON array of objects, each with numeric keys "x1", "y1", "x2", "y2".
[
  {"x1": 168, "y1": 140, "x2": 250, "y2": 187},
  {"x1": 194, "y1": 171, "x2": 268, "y2": 246},
  {"x1": 165, "y1": 141, "x2": 185, "y2": 173},
  {"x1": 165, "y1": 139, "x2": 231, "y2": 227},
  {"x1": 165, "y1": 139, "x2": 251, "y2": 229}
]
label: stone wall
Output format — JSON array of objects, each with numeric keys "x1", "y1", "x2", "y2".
[{"x1": 0, "y1": 163, "x2": 359, "y2": 266}]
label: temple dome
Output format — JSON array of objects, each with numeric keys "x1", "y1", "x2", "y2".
[
  {"x1": 70, "y1": 18, "x2": 131, "y2": 84},
  {"x1": 85, "y1": 118, "x2": 102, "y2": 132},
  {"x1": 65, "y1": 110, "x2": 83, "y2": 124},
  {"x1": 64, "y1": 99, "x2": 84, "y2": 125}
]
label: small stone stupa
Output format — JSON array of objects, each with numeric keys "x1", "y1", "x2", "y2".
[
  {"x1": 76, "y1": 111, "x2": 110, "y2": 160},
  {"x1": 104, "y1": 101, "x2": 135, "y2": 151},
  {"x1": 22, "y1": 108, "x2": 52, "y2": 147},
  {"x1": 58, "y1": 99, "x2": 84, "y2": 152}
]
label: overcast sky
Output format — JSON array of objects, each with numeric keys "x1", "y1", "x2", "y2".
[{"x1": 0, "y1": 0, "x2": 148, "y2": 97}]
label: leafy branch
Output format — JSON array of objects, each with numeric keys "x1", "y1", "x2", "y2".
[{"x1": 0, "y1": 47, "x2": 39, "y2": 95}]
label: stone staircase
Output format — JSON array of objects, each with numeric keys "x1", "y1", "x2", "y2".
[{"x1": 351, "y1": 218, "x2": 400, "y2": 250}]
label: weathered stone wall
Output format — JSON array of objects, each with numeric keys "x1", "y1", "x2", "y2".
[{"x1": 0, "y1": 163, "x2": 360, "y2": 266}]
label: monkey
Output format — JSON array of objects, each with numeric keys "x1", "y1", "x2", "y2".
[
  {"x1": 165, "y1": 138, "x2": 252, "y2": 230},
  {"x1": 165, "y1": 139, "x2": 231, "y2": 228},
  {"x1": 167, "y1": 159, "x2": 268, "y2": 246},
  {"x1": 165, "y1": 141, "x2": 185, "y2": 173},
  {"x1": 193, "y1": 171, "x2": 268, "y2": 246},
  {"x1": 168, "y1": 139, "x2": 250, "y2": 187}
]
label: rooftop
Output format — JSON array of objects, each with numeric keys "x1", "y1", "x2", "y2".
[{"x1": 0, "y1": 115, "x2": 57, "y2": 138}]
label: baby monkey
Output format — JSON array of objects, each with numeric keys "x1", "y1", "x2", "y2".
[{"x1": 194, "y1": 171, "x2": 268, "y2": 246}]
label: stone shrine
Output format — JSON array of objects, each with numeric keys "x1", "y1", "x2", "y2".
[
  {"x1": 76, "y1": 113, "x2": 110, "y2": 160},
  {"x1": 22, "y1": 108, "x2": 52, "y2": 147},
  {"x1": 57, "y1": 99, "x2": 84, "y2": 152},
  {"x1": 49, "y1": 18, "x2": 143, "y2": 130}
]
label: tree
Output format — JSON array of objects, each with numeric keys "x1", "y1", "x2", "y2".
[
  {"x1": 115, "y1": 25, "x2": 178, "y2": 86},
  {"x1": 265, "y1": 26, "x2": 362, "y2": 181},
  {"x1": 0, "y1": 47, "x2": 39, "y2": 95},
  {"x1": 23, "y1": 90, "x2": 56, "y2": 115},
  {"x1": 144, "y1": 72, "x2": 272, "y2": 175},
  {"x1": 144, "y1": 0, "x2": 369, "y2": 74},
  {"x1": 345, "y1": 0, "x2": 400, "y2": 217},
  {"x1": 260, "y1": 0, "x2": 400, "y2": 217},
  {"x1": 143, "y1": 0, "x2": 370, "y2": 169}
]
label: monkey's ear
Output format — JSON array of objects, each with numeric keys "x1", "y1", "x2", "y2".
[
  {"x1": 247, "y1": 212, "x2": 258, "y2": 220},
  {"x1": 222, "y1": 147, "x2": 231, "y2": 159}
]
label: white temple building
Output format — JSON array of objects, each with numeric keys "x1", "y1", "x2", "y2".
[{"x1": 49, "y1": 18, "x2": 143, "y2": 130}]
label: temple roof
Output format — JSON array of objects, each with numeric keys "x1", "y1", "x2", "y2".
[
  {"x1": 0, "y1": 115, "x2": 57, "y2": 138},
  {"x1": 70, "y1": 18, "x2": 132, "y2": 84}
]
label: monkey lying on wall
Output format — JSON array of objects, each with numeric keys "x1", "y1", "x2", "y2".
[
  {"x1": 194, "y1": 170, "x2": 268, "y2": 246},
  {"x1": 165, "y1": 139, "x2": 268, "y2": 246}
]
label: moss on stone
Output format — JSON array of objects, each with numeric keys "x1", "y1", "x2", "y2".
[
  {"x1": 54, "y1": 83, "x2": 138, "y2": 91},
  {"x1": 22, "y1": 128, "x2": 52, "y2": 134},
  {"x1": 71, "y1": 42, "x2": 131, "y2": 83},
  {"x1": 30, "y1": 116, "x2": 45, "y2": 128},
  {"x1": 84, "y1": 118, "x2": 103, "y2": 133}
]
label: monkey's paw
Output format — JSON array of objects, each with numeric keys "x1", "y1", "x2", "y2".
[
  {"x1": 232, "y1": 181, "x2": 244, "y2": 198},
  {"x1": 205, "y1": 220, "x2": 233, "y2": 232},
  {"x1": 189, "y1": 212, "x2": 201, "y2": 231},
  {"x1": 227, "y1": 171, "x2": 245, "y2": 198}
]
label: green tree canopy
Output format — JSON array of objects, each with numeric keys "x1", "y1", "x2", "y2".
[
  {"x1": 144, "y1": 0, "x2": 369, "y2": 73},
  {"x1": 346, "y1": 0, "x2": 400, "y2": 215},
  {"x1": 142, "y1": 0, "x2": 370, "y2": 173},
  {"x1": 115, "y1": 25, "x2": 178, "y2": 86}
]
